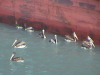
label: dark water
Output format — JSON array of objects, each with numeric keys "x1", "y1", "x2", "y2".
[{"x1": 0, "y1": 23, "x2": 100, "y2": 75}]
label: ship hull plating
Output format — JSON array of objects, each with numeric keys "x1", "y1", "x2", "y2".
[{"x1": 0, "y1": 0, "x2": 100, "y2": 44}]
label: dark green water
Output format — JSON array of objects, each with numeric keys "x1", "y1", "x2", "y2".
[{"x1": 0, "y1": 23, "x2": 100, "y2": 75}]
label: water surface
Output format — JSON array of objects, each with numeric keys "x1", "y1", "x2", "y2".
[{"x1": 0, "y1": 23, "x2": 100, "y2": 75}]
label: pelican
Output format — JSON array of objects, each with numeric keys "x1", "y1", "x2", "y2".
[
  {"x1": 16, "y1": 26, "x2": 23, "y2": 29},
  {"x1": 87, "y1": 36, "x2": 95, "y2": 47},
  {"x1": 12, "y1": 39, "x2": 26, "y2": 48},
  {"x1": 49, "y1": 35, "x2": 57, "y2": 44},
  {"x1": 39, "y1": 29, "x2": 46, "y2": 39},
  {"x1": 10, "y1": 52, "x2": 24, "y2": 62},
  {"x1": 24, "y1": 23, "x2": 34, "y2": 32},
  {"x1": 81, "y1": 41, "x2": 92, "y2": 49},
  {"x1": 65, "y1": 32, "x2": 78, "y2": 42},
  {"x1": 81, "y1": 36, "x2": 95, "y2": 49},
  {"x1": 15, "y1": 21, "x2": 23, "y2": 29}
]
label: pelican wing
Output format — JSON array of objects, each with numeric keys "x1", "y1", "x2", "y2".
[
  {"x1": 65, "y1": 35, "x2": 74, "y2": 41},
  {"x1": 15, "y1": 41, "x2": 26, "y2": 47},
  {"x1": 26, "y1": 27, "x2": 33, "y2": 30}
]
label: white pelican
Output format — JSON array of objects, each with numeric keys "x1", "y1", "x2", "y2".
[
  {"x1": 49, "y1": 35, "x2": 57, "y2": 44},
  {"x1": 65, "y1": 32, "x2": 78, "y2": 42},
  {"x1": 12, "y1": 39, "x2": 26, "y2": 48},
  {"x1": 10, "y1": 52, "x2": 24, "y2": 62},
  {"x1": 16, "y1": 26, "x2": 23, "y2": 29}
]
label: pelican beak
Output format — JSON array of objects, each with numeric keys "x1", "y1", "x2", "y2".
[{"x1": 12, "y1": 39, "x2": 18, "y2": 46}]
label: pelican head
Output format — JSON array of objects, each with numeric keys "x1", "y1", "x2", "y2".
[
  {"x1": 49, "y1": 35, "x2": 57, "y2": 44},
  {"x1": 54, "y1": 35, "x2": 57, "y2": 44},
  {"x1": 39, "y1": 29, "x2": 46, "y2": 39},
  {"x1": 42, "y1": 29, "x2": 45, "y2": 34},
  {"x1": 87, "y1": 36, "x2": 93, "y2": 42},
  {"x1": 10, "y1": 52, "x2": 16, "y2": 61},
  {"x1": 42, "y1": 29, "x2": 46, "y2": 38},
  {"x1": 73, "y1": 32, "x2": 78, "y2": 41},
  {"x1": 12, "y1": 39, "x2": 18, "y2": 46}
]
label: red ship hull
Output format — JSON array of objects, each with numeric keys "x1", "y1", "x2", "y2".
[{"x1": 0, "y1": 0, "x2": 100, "y2": 44}]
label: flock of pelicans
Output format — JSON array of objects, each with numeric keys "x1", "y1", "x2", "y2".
[{"x1": 10, "y1": 21, "x2": 95, "y2": 63}]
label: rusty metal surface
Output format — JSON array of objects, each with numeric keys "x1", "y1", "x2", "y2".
[{"x1": 0, "y1": 0, "x2": 100, "y2": 44}]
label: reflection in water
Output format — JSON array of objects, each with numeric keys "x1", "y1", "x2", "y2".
[{"x1": 0, "y1": 23, "x2": 100, "y2": 75}]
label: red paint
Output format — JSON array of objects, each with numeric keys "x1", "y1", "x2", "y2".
[{"x1": 0, "y1": 0, "x2": 100, "y2": 44}]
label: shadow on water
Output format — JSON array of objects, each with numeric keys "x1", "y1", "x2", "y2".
[{"x1": 0, "y1": 23, "x2": 100, "y2": 75}]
